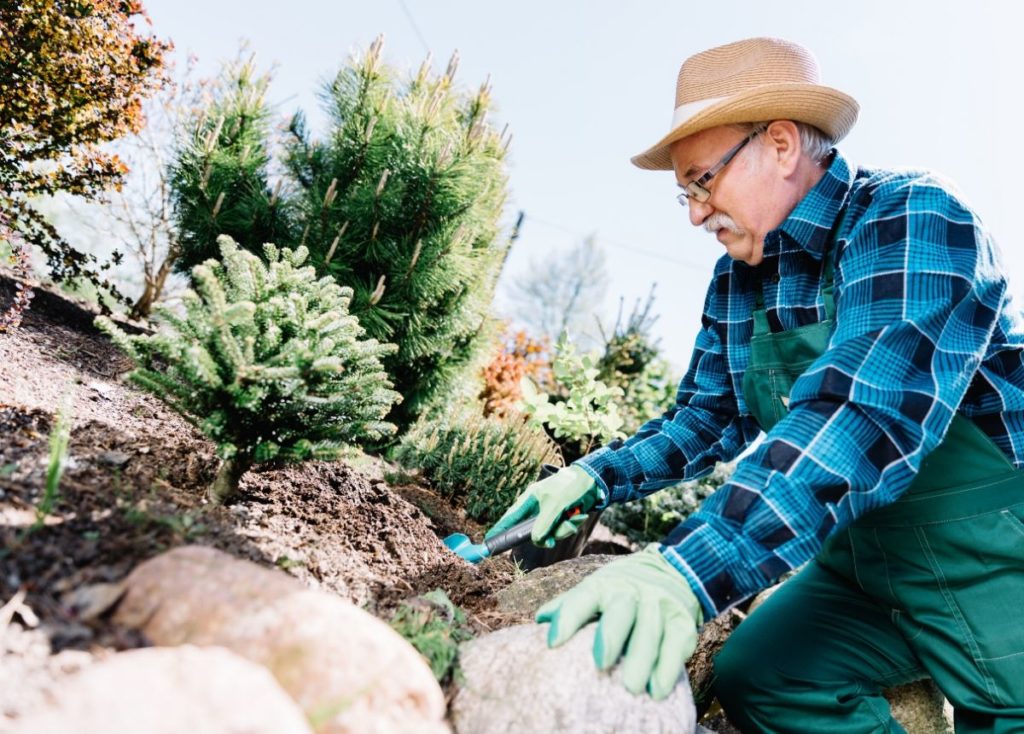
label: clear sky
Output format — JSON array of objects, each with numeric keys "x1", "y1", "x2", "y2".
[{"x1": 138, "y1": 0, "x2": 1024, "y2": 369}]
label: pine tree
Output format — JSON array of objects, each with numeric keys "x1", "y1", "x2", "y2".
[
  {"x1": 169, "y1": 56, "x2": 295, "y2": 272},
  {"x1": 97, "y1": 235, "x2": 400, "y2": 503},
  {"x1": 169, "y1": 37, "x2": 511, "y2": 435}
]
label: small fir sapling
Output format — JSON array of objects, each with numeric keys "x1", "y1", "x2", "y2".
[{"x1": 97, "y1": 235, "x2": 401, "y2": 502}]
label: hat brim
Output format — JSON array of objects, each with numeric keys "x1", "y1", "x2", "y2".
[{"x1": 630, "y1": 82, "x2": 860, "y2": 171}]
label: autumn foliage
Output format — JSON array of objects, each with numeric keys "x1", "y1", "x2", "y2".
[
  {"x1": 479, "y1": 329, "x2": 551, "y2": 418},
  {"x1": 0, "y1": 0, "x2": 170, "y2": 302}
]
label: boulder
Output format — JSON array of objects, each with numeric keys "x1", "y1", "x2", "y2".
[
  {"x1": 111, "y1": 545, "x2": 448, "y2": 734},
  {"x1": 452, "y1": 623, "x2": 697, "y2": 734},
  {"x1": 11, "y1": 645, "x2": 313, "y2": 734}
]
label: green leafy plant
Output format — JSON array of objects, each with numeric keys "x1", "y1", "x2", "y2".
[
  {"x1": 97, "y1": 235, "x2": 401, "y2": 503},
  {"x1": 389, "y1": 589, "x2": 474, "y2": 685},
  {"x1": 394, "y1": 410, "x2": 561, "y2": 523},
  {"x1": 522, "y1": 340, "x2": 626, "y2": 463},
  {"x1": 601, "y1": 463, "x2": 735, "y2": 545},
  {"x1": 170, "y1": 37, "x2": 511, "y2": 434}
]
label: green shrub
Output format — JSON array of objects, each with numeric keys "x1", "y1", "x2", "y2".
[
  {"x1": 389, "y1": 589, "x2": 474, "y2": 685},
  {"x1": 601, "y1": 462, "x2": 735, "y2": 545},
  {"x1": 170, "y1": 37, "x2": 511, "y2": 434},
  {"x1": 394, "y1": 410, "x2": 560, "y2": 523},
  {"x1": 97, "y1": 235, "x2": 400, "y2": 503}
]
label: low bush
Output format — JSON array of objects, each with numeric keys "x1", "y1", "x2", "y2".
[
  {"x1": 394, "y1": 411, "x2": 560, "y2": 524},
  {"x1": 601, "y1": 462, "x2": 735, "y2": 545}
]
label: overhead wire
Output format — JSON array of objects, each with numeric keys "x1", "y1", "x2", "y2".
[{"x1": 396, "y1": 0, "x2": 431, "y2": 56}]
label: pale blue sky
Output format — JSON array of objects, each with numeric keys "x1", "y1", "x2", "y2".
[{"x1": 140, "y1": 0, "x2": 1024, "y2": 368}]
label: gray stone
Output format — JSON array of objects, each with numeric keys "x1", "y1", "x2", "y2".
[
  {"x1": 452, "y1": 623, "x2": 696, "y2": 734},
  {"x1": 11, "y1": 645, "x2": 313, "y2": 734}
]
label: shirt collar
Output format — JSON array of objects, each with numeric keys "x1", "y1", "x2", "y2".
[{"x1": 768, "y1": 150, "x2": 856, "y2": 260}]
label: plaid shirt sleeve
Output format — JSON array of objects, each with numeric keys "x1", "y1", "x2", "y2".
[
  {"x1": 575, "y1": 272, "x2": 757, "y2": 505},
  {"x1": 659, "y1": 174, "x2": 1008, "y2": 618}
]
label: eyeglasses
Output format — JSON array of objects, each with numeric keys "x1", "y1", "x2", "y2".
[{"x1": 676, "y1": 127, "x2": 764, "y2": 207}]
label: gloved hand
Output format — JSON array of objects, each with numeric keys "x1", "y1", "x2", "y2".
[
  {"x1": 484, "y1": 465, "x2": 602, "y2": 548},
  {"x1": 535, "y1": 544, "x2": 703, "y2": 700}
]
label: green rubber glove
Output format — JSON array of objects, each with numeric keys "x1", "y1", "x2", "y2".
[
  {"x1": 484, "y1": 465, "x2": 602, "y2": 548},
  {"x1": 535, "y1": 544, "x2": 703, "y2": 700}
]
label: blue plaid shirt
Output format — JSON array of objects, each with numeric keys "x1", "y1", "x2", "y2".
[{"x1": 576, "y1": 150, "x2": 1024, "y2": 618}]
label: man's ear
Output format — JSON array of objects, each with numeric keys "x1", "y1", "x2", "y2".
[{"x1": 763, "y1": 120, "x2": 802, "y2": 176}]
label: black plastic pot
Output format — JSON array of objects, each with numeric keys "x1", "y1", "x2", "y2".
[{"x1": 508, "y1": 463, "x2": 603, "y2": 571}]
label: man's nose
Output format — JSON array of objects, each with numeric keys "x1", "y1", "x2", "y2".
[{"x1": 688, "y1": 198, "x2": 714, "y2": 228}]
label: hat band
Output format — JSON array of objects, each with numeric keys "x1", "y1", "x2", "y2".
[{"x1": 670, "y1": 94, "x2": 732, "y2": 130}]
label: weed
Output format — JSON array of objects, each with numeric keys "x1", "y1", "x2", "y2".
[
  {"x1": 160, "y1": 511, "x2": 206, "y2": 540},
  {"x1": 27, "y1": 396, "x2": 72, "y2": 535},
  {"x1": 0, "y1": 463, "x2": 16, "y2": 478}
]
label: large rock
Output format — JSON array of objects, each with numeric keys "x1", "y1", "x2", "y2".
[
  {"x1": 111, "y1": 545, "x2": 448, "y2": 734},
  {"x1": 11, "y1": 645, "x2": 313, "y2": 734},
  {"x1": 452, "y1": 623, "x2": 697, "y2": 734}
]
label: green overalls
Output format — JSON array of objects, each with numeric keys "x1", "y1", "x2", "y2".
[{"x1": 711, "y1": 239, "x2": 1024, "y2": 733}]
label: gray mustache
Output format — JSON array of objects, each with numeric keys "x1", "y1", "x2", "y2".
[{"x1": 704, "y1": 213, "x2": 745, "y2": 236}]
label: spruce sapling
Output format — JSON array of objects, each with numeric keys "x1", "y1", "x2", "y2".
[{"x1": 98, "y1": 235, "x2": 401, "y2": 503}]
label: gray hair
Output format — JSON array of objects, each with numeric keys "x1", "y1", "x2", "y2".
[{"x1": 731, "y1": 121, "x2": 835, "y2": 164}]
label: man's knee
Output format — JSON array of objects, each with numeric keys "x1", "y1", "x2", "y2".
[{"x1": 711, "y1": 633, "x2": 775, "y2": 713}]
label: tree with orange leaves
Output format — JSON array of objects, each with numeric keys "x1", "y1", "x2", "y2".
[
  {"x1": 0, "y1": 0, "x2": 170, "y2": 305},
  {"x1": 479, "y1": 328, "x2": 552, "y2": 418}
]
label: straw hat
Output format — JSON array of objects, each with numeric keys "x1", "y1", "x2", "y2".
[{"x1": 631, "y1": 37, "x2": 859, "y2": 170}]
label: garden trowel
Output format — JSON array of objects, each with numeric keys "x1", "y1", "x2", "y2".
[{"x1": 443, "y1": 506, "x2": 582, "y2": 564}]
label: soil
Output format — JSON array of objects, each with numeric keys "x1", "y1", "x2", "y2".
[{"x1": 0, "y1": 273, "x2": 533, "y2": 726}]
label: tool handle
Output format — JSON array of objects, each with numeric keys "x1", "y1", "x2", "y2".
[
  {"x1": 483, "y1": 506, "x2": 583, "y2": 556},
  {"x1": 483, "y1": 516, "x2": 536, "y2": 556}
]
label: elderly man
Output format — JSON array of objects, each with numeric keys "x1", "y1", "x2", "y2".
[{"x1": 487, "y1": 37, "x2": 1024, "y2": 731}]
